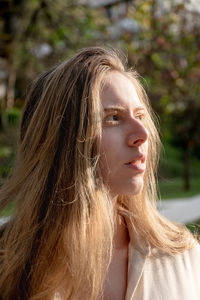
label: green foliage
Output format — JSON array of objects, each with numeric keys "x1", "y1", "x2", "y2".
[
  {"x1": 6, "y1": 107, "x2": 21, "y2": 126},
  {"x1": 0, "y1": 0, "x2": 109, "y2": 98},
  {"x1": 158, "y1": 177, "x2": 200, "y2": 200},
  {"x1": 0, "y1": 201, "x2": 15, "y2": 217},
  {"x1": 0, "y1": 147, "x2": 12, "y2": 159},
  {"x1": 186, "y1": 220, "x2": 200, "y2": 236},
  {"x1": 151, "y1": 53, "x2": 167, "y2": 69},
  {"x1": 159, "y1": 142, "x2": 183, "y2": 178},
  {"x1": 0, "y1": 150, "x2": 14, "y2": 181},
  {"x1": 158, "y1": 141, "x2": 200, "y2": 199},
  {"x1": 0, "y1": 125, "x2": 19, "y2": 183}
]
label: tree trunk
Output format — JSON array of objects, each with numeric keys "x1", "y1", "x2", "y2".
[
  {"x1": 0, "y1": 111, "x2": 3, "y2": 130},
  {"x1": 183, "y1": 142, "x2": 190, "y2": 190},
  {"x1": 0, "y1": 96, "x2": 7, "y2": 130},
  {"x1": 6, "y1": 62, "x2": 16, "y2": 109}
]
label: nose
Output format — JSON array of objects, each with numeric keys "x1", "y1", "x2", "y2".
[{"x1": 126, "y1": 119, "x2": 149, "y2": 147}]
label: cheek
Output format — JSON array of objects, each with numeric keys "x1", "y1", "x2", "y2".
[
  {"x1": 99, "y1": 136, "x2": 111, "y2": 173},
  {"x1": 143, "y1": 140, "x2": 149, "y2": 155},
  {"x1": 99, "y1": 131, "x2": 118, "y2": 174}
]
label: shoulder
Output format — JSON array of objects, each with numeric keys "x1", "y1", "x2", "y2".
[
  {"x1": 150, "y1": 240, "x2": 200, "y2": 261},
  {"x1": 147, "y1": 241, "x2": 200, "y2": 271},
  {"x1": 177, "y1": 242, "x2": 200, "y2": 278},
  {"x1": 145, "y1": 242, "x2": 200, "y2": 295},
  {"x1": 130, "y1": 242, "x2": 200, "y2": 299},
  {"x1": 128, "y1": 242, "x2": 200, "y2": 300},
  {"x1": 183, "y1": 241, "x2": 200, "y2": 264}
]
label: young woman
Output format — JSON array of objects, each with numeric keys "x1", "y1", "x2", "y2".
[{"x1": 0, "y1": 47, "x2": 199, "y2": 300}]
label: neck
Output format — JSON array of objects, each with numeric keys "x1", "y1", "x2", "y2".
[{"x1": 114, "y1": 215, "x2": 130, "y2": 250}]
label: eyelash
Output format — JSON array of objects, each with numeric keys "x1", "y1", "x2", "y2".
[
  {"x1": 135, "y1": 114, "x2": 144, "y2": 121},
  {"x1": 105, "y1": 113, "x2": 144, "y2": 125},
  {"x1": 105, "y1": 114, "x2": 120, "y2": 124}
]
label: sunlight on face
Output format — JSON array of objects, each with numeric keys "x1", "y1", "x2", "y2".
[{"x1": 99, "y1": 71, "x2": 149, "y2": 198}]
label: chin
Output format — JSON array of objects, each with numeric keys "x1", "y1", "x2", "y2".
[
  {"x1": 111, "y1": 178, "x2": 144, "y2": 197},
  {"x1": 126, "y1": 176, "x2": 144, "y2": 195},
  {"x1": 125, "y1": 185, "x2": 143, "y2": 196}
]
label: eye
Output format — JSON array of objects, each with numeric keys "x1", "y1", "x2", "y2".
[
  {"x1": 105, "y1": 114, "x2": 120, "y2": 124},
  {"x1": 135, "y1": 113, "x2": 144, "y2": 121}
]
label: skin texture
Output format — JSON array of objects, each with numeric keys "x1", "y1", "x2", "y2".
[
  {"x1": 103, "y1": 215, "x2": 130, "y2": 300},
  {"x1": 100, "y1": 71, "x2": 149, "y2": 300},
  {"x1": 100, "y1": 71, "x2": 149, "y2": 199}
]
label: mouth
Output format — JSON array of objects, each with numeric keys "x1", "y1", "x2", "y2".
[{"x1": 124, "y1": 154, "x2": 146, "y2": 172}]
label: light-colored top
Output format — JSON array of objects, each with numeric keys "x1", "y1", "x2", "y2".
[
  {"x1": 55, "y1": 241, "x2": 200, "y2": 300},
  {"x1": 55, "y1": 221, "x2": 200, "y2": 300},
  {"x1": 126, "y1": 242, "x2": 200, "y2": 300}
]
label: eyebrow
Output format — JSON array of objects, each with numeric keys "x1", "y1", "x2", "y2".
[{"x1": 103, "y1": 105, "x2": 145, "y2": 113}]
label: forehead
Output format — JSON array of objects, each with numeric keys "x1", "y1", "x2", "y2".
[{"x1": 100, "y1": 71, "x2": 143, "y2": 110}]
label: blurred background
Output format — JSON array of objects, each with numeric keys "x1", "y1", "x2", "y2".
[{"x1": 0, "y1": 0, "x2": 200, "y2": 230}]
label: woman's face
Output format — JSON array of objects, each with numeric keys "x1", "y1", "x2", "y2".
[{"x1": 99, "y1": 71, "x2": 149, "y2": 197}]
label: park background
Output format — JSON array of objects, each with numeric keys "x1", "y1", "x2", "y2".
[{"x1": 0, "y1": 0, "x2": 200, "y2": 231}]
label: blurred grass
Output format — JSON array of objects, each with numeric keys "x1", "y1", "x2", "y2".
[
  {"x1": 0, "y1": 108, "x2": 20, "y2": 183},
  {"x1": 158, "y1": 141, "x2": 200, "y2": 200},
  {"x1": 0, "y1": 201, "x2": 15, "y2": 217},
  {"x1": 186, "y1": 219, "x2": 200, "y2": 236},
  {"x1": 0, "y1": 111, "x2": 20, "y2": 217},
  {"x1": 159, "y1": 142, "x2": 200, "y2": 179},
  {"x1": 0, "y1": 126, "x2": 19, "y2": 183},
  {"x1": 158, "y1": 177, "x2": 200, "y2": 200}
]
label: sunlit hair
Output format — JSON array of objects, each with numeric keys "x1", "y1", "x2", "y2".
[{"x1": 0, "y1": 47, "x2": 194, "y2": 299}]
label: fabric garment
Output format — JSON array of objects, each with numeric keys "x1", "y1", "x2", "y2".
[
  {"x1": 55, "y1": 238, "x2": 200, "y2": 300},
  {"x1": 54, "y1": 218, "x2": 200, "y2": 300},
  {"x1": 124, "y1": 217, "x2": 200, "y2": 300},
  {"x1": 126, "y1": 242, "x2": 200, "y2": 300}
]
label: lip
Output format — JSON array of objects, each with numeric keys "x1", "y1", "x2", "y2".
[{"x1": 124, "y1": 154, "x2": 146, "y2": 172}]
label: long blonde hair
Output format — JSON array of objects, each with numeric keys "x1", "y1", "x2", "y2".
[{"x1": 0, "y1": 47, "x2": 194, "y2": 300}]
